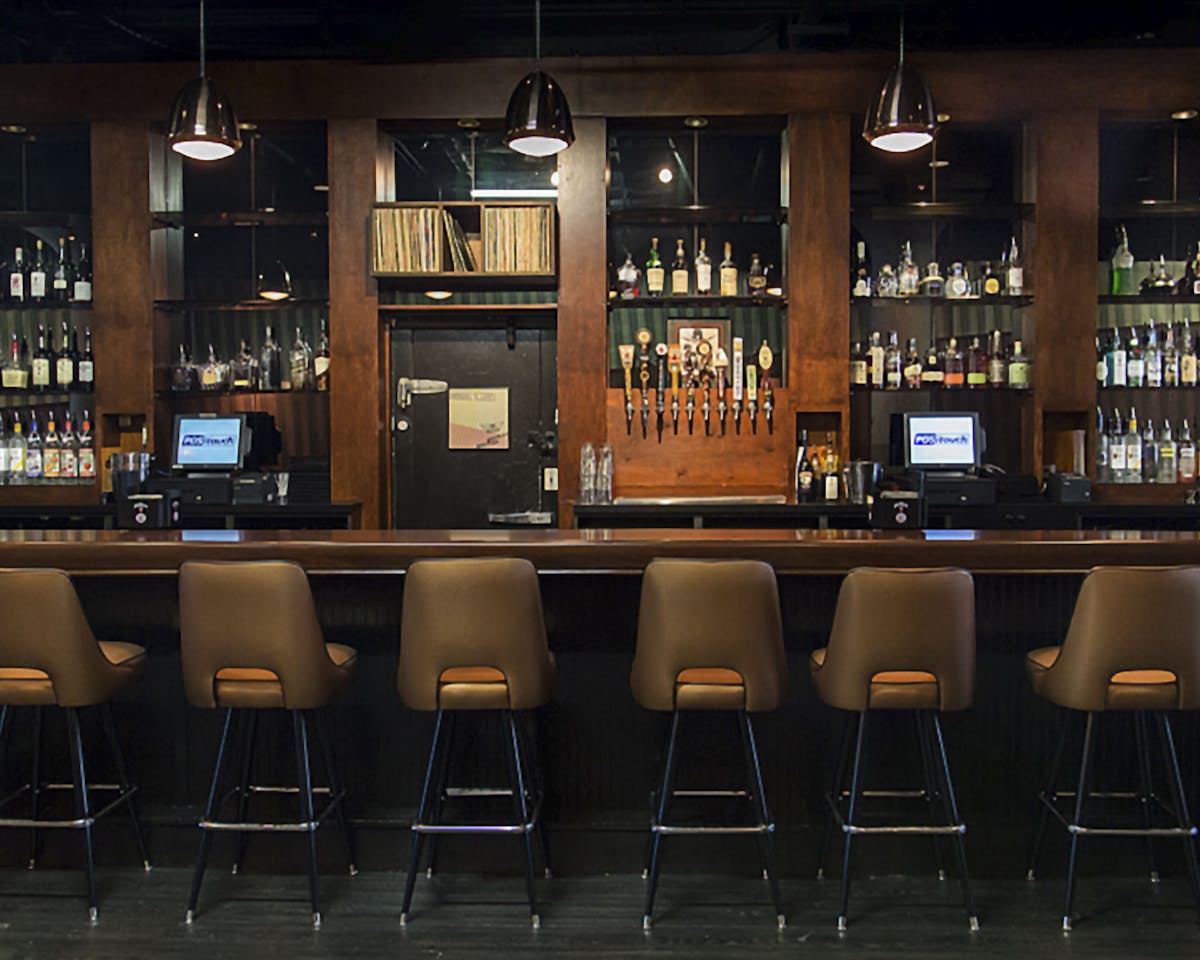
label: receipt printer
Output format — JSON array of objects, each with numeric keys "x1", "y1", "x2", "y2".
[
  {"x1": 1046, "y1": 471, "x2": 1092, "y2": 503},
  {"x1": 870, "y1": 489, "x2": 927, "y2": 529}
]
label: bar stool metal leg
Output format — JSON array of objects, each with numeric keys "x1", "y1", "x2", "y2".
[
  {"x1": 1133, "y1": 711, "x2": 1160, "y2": 883},
  {"x1": 64, "y1": 707, "x2": 98, "y2": 923},
  {"x1": 187, "y1": 707, "x2": 235, "y2": 924},
  {"x1": 837, "y1": 710, "x2": 868, "y2": 932},
  {"x1": 928, "y1": 711, "x2": 979, "y2": 931},
  {"x1": 1062, "y1": 711, "x2": 1096, "y2": 932},
  {"x1": 515, "y1": 712, "x2": 552, "y2": 879},
  {"x1": 1155, "y1": 711, "x2": 1200, "y2": 920},
  {"x1": 99, "y1": 703, "x2": 151, "y2": 871},
  {"x1": 400, "y1": 708, "x2": 446, "y2": 925},
  {"x1": 423, "y1": 712, "x2": 456, "y2": 880},
  {"x1": 313, "y1": 709, "x2": 357, "y2": 876},
  {"x1": 504, "y1": 710, "x2": 541, "y2": 928},
  {"x1": 1027, "y1": 712, "x2": 1070, "y2": 881},
  {"x1": 230, "y1": 711, "x2": 257, "y2": 875},
  {"x1": 916, "y1": 710, "x2": 947, "y2": 881},
  {"x1": 28, "y1": 705, "x2": 42, "y2": 869},
  {"x1": 817, "y1": 712, "x2": 854, "y2": 882},
  {"x1": 292, "y1": 710, "x2": 322, "y2": 929},
  {"x1": 738, "y1": 711, "x2": 785, "y2": 929},
  {"x1": 643, "y1": 709, "x2": 681, "y2": 931}
]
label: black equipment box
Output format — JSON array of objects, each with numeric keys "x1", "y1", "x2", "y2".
[
  {"x1": 870, "y1": 490, "x2": 927, "y2": 529},
  {"x1": 923, "y1": 474, "x2": 997, "y2": 507},
  {"x1": 1046, "y1": 471, "x2": 1092, "y2": 503},
  {"x1": 116, "y1": 493, "x2": 176, "y2": 529},
  {"x1": 144, "y1": 474, "x2": 231, "y2": 505},
  {"x1": 231, "y1": 472, "x2": 277, "y2": 505}
]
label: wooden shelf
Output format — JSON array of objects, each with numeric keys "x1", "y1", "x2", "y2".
[
  {"x1": 1091, "y1": 482, "x2": 1193, "y2": 504},
  {"x1": 851, "y1": 201, "x2": 1034, "y2": 221},
  {"x1": 378, "y1": 302, "x2": 557, "y2": 313},
  {"x1": 0, "y1": 211, "x2": 90, "y2": 228},
  {"x1": 156, "y1": 389, "x2": 330, "y2": 398},
  {"x1": 151, "y1": 211, "x2": 327, "y2": 229},
  {"x1": 154, "y1": 299, "x2": 328, "y2": 312},
  {"x1": 1098, "y1": 294, "x2": 1200, "y2": 305},
  {"x1": 609, "y1": 296, "x2": 786, "y2": 309},
  {"x1": 607, "y1": 205, "x2": 786, "y2": 225},
  {"x1": 0, "y1": 301, "x2": 93, "y2": 311},
  {"x1": 853, "y1": 295, "x2": 1033, "y2": 307},
  {"x1": 1100, "y1": 202, "x2": 1200, "y2": 219},
  {"x1": 0, "y1": 481, "x2": 98, "y2": 505}
]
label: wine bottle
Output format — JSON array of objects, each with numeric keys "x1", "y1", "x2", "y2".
[
  {"x1": 315, "y1": 318, "x2": 330, "y2": 392},
  {"x1": 77, "y1": 327, "x2": 94, "y2": 391},
  {"x1": 55, "y1": 321, "x2": 75, "y2": 390},
  {"x1": 8, "y1": 246, "x2": 25, "y2": 303},
  {"x1": 52, "y1": 237, "x2": 71, "y2": 303},
  {"x1": 28, "y1": 239, "x2": 47, "y2": 302},
  {"x1": 1005, "y1": 236, "x2": 1023, "y2": 296},
  {"x1": 645, "y1": 237, "x2": 665, "y2": 297},
  {"x1": 31, "y1": 325, "x2": 52, "y2": 391}
]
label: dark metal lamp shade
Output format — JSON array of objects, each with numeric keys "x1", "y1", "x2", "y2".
[
  {"x1": 257, "y1": 260, "x2": 292, "y2": 301},
  {"x1": 168, "y1": 76, "x2": 242, "y2": 161},
  {"x1": 504, "y1": 70, "x2": 575, "y2": 157},
  {"x1": 863, "y1": 61, "x2": 937, "y2": 153}
]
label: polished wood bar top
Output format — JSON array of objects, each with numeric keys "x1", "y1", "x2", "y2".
[{"x1": 2, "y1": 527, "x2": 1200, "y2": 575}]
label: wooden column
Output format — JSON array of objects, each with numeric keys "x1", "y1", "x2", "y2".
[
  {"x1": 328, "y1": 119, "x2": 383, "y2": 528},
  {"x1": 556, "y1": 117, "x2": 608, "y2": 528}
]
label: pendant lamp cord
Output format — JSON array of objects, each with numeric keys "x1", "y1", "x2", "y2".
[
  {"x1": 898, "y1": 6, "x2": 905, "y2": 65},
  {"x1": 199, "y1": 0, "x2": 206, "y2": 78},
  {"x1": 535, "y1": 0, "x2": 541, "y2": 65}
]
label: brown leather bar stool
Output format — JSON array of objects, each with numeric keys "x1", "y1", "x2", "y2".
[
  {"x1": 0, "y1": 568, "x2": 150, "y2": 922},
  {"x1": 179, "y1": 559, "x2": 357, "y2": 928},
  {"x1": 398, "y1": 557, "x2": 555, "y2": 927},
  {"x1": 1025, "y1": 565, "x2": 1200, "y2": 931},
  {"x1": 810, "y1": 566, "x2": 978, "y2": 932},
  {"x1": 632, "y1": 558, "x2": 789, "y2": 930}
]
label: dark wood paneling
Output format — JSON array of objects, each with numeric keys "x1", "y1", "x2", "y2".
[
  {"x1": 327, "y1": 120, "x2": 382, "y2": 528},
  {"x1": 556, "y1": 118, "x2": 608, "y2": 528}
]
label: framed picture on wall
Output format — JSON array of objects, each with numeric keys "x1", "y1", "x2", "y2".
[{"x1": 667, "y1": 318, "x2": 731, "y2": 376}]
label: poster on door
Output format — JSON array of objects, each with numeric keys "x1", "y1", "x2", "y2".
[{"x1": 448, "y1": 388, "x2": 510, "y2": 449}]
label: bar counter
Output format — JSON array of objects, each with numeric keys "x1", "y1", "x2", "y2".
[{"x1": 4, "y1": 526, "x2": 1200, "y2": 575}]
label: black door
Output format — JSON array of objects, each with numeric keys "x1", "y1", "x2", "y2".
[{"x1": 390, "y1": 325, "x2": 557, "y2": 528}]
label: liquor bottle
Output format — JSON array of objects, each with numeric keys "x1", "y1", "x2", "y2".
[
  {"x1": 898, "y1": 241, "x2": 920, "y2": 296},
  {"x1": 1096, "y1": 407, "x2": 1109, "y2": 483},
  {"x1": 1141, "y1": 417, "x2": 1158, "y2": 483},
  {"x1": 0, "y1": 416, "x2": 7, "y2": 486},
  {"x1": 616, "y1": 252, "x2": 640, "y2": 299},
  {"x1": 1145, "y1": 319, "x2": 1162, "y2": 387},
  {"x1": 822, "y1": 432, "x2": 840, "y2": 501},
  {"x1": 746, "y1": 252, "x2": 767, "y2": 299},
  {"x1": 903, "y1": 337, "x2": 922, "y2": 388},
  {"x1": 42, "y1": 411, "x2": 60, "y2": 481},
  {"x1": 1182, "y1": 242, "x2": 1200, "y2": 296},
  {"x1": 2, "y1": 333, "x2": 26, "y2": 390},
  {"x1": 1163, "y1": 325, "x2": 1179, "y2": 386},
  {"x1": 56, "y1": 321, "x2": 76, "y2": 390},
  {"x1": 28, "y1": 239, "x2": 47, "y2": 302},
  {"x1": 290, "y1": 325, "x2": 314, "y2": 390},
  {"x1": 1005, "y1": 236, "x2": 1023, "y2": 296},
  {"x1": 943, "y1": 337, "x2": 965, "y2": 388},
  {"x1": 1125, "y1": 406, "x2": 1142, "y2": 483},
  {"x1": 719, "y1": 242, "x2": 738, "y2": 297},
  {"x1": 794, "y1": 429, "x2": 814, "y2": 502},
  {"x1": 645, "y1": 237, "x2": 665, "y2": 297},
  {"x1": 200, "y1": 344, "x2": 224, "y2": 391},
  {"x1": 1126, "y1": 328, "x2": 1144, "y2": 387},
  {"x1": 883, "y1": 330, "x2": 902, "y2": 390},
  {"x1": 921, "y1": 342, "x2": 944, "y2": 388},
  {"x1": 1145, "y1": 255, "x2": 1176, "y2": 294},
  {"x1": 1105, "y1": 326, "x2": 1126, "y2": 387},
  {"x1": 945, "y1": 261, "x2": 970, "y2": 299},
  {"x1": 77, "y1": 327, "x2": 94, "y2": 391},
  {"x1": 867, "y1": 331, "x2": 885, "y2": 389},
  {"x1": 1111, "y1": 225, "x2": 1135, "y2": 295},
  {"x1": 981, "y1": 261, "x2": 1001, "y2": 298},
  {"x1": 966, "y1": 335, "x2": 988, "y2": 388},
  {"x1": 921, "y1": 261, "x2": 944, "y2": 297},
  {"x1": 260, "y1": 325, "x2": 282, "y2": 390},
  {"x1": 1008, "y1": 340, "x2": 1030, "y2": 389},
  {"x1": 694, "y1": 239, "x2": 712, "y2": 295},
  {"x1": 1096, "y1": 335, "x2": 1108, "y2": 387},
  {"x1": 670, "y1": 239, "x2": 689, "y2": 296},
  {"x1": 8, "y1": 246, "x2": 25, "y2": 302},
  {"x1": 851, "y1": 241, "x2": 871, "y2": 297},
  {"x1": 987, "y1": 330, "x2": 1007, "y2": 387},
  {"x1": 52, "y1": 237, "x2": 71, "y2": 302},
  {"x1": 1179, "y1": 419, "x2": 1197, "y2": 483},
  {"x1": 1109, "y1": 408, "x2": 1126, "y2": 482},
  {"x1": 25, "y1": 414, "x2": 41, "y2": 482},
  {"x1": 7, "y1": 413, "x2": 25, "y2": 483},
  {"x1": 315, "y1": 318, "x2": 330, "y2": 392},
  {"x1": 849, "y1": 341, "x2": 868, "y2": 388},
  {"x1": 1158, "y1": 420, "x2": 1177, "y2": 484},
  {"x1": 59, "y1": 411, "x2": 77, "y2": 480},
  {"x1": 31, "y1": 325, "x2": 52, "y2": 391},
  {"x1": 1182, "y1": 319, "x2": 1198, "y2": 387},
  {"x1": 876, "y1": 263, "x2": 899, "y2": 297},
  {"x1": 77, "y1": 410, "x2": 95, "y2": 479},
  {"x1": 230, "y1": 339, "x2": 258, "y2": 391},
  {"x1": 171, "y1": 344, "x2": 199, "y2": 392},
  {"x1": 72, "y1": 240, "x2": 92, "y2": 302}
]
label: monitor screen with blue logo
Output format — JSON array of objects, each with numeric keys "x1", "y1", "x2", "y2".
[
  {"x1": 904, "y1": 412, "x2": 982, "y2": 470},
  {"x1": 172, "y1": 415, "x2": 244, "y2": 471}
]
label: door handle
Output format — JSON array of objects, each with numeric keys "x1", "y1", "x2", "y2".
[{"x1": 396, "y1": 377, "x2": 449, "y2": 409}]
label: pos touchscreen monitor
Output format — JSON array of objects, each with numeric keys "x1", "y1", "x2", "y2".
[
  {"x1": 899, "y1": 411, "x2": 984, "y2": 471},
  {"x1": 172, "y1": 414, "x2": 245, "y2": 472}
]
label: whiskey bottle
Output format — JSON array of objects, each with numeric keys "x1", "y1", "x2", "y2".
[
  {"x1": 884, "y1": 330, "x2": 902, "y2": 390},
  {"x1": 966, "y1": 336, "x2": 988, "y2": 388},
  {"x1": 77, "y1": 327, "x2": 94, "y2": 391},
  {"x1": 1106, "y1": 327, "x2": 1127, "y2": 387},
  {"x1": 171, "y1": 344, "x2": 199, "y2": 392},
  {"x1": 59, "y1": 411, "x2": 77, "y2": 480},
  {"x1": 200, "y1": 344, "x2": 224, "y2": 391},
  {"x1": 694, "y1": 239, "x2": 712, "y2": 295},
  {"x1": 719, "y1": 242, "x2": 738, "y2": 297},
  {"x1": 77, "y1": 411, "x2": 95, "y2": 479},
  {"x1": 260, "y1": 325, "x2": 282, "y2": 390},
  {"x1": 1125, "y1": 406, "x2": 1142, "y2": 483},
  {"x1": 1008, "y1": 340, "x2": 1030, "y2": 389},
  {"x1": 670, "y1": 239, "x2": 689, "y2": 296},
  {"x1": 987, "y1": 330, "x2": 1007, "y2": 387},
  {"x1": 945, "y1": 261, "x2": 970, "y2": 299},
  {"x1": 1163, "y1": 325, "x2": 1179, "y2": 387},
  {"x1": 898, "y1": 241, "x2": 920, "y2": 296},
  {"x1": 921, "y1": 261, "x2": 944, "y2": 297},
  {"x1": 230, "y1": 339, "x2": 257, "y2": 391},
  {"x1": 72, "y1": 241, "x2": 92, "y2": 302},
  {"x1": 52, "y1": 237, "x2": 71, "y2": 302},
  {"x1": 7, "y1": 413, "x2": 25, "y2": 483},
  {"x1": 943, "y1": 337, "x2": 965, "y2": 388},
  {"x1": 851, "y1": 241, "x2": 872, "y2": 297},
  {"x1": 1182, "y1": 242, "x2": 1200, "y2": 296},
  {"x1": 42, "y1": 411, "x2": 60, "y2": 481},
  {"x1": 1126, "y1": 327, "x2": 1144, "y2": 387},
  {"x1": 1179, "y1": 419, "x2": 1197, "y2": 483},
  {"x1": 645, "y1": 237, "x2": 665, "y2": 297},
  {"x1": 8, "y1": 246, "x2": 25, "y2": 302},
  {"x1": 1005, "y1": 236, "x2": 1023, "y2": 296},
  {"x1": 315, "y1": 318, "x2": 330, "y2": 392},
  {"x1": 290, "y1": 326, "x2": 314, "y2": 390},
  {"x1": 1111, "y1": 225, "x2": 1136, "y2": 295},
  {"x1": 24, "y1": 414, "x2": 41, "y2": 482},
  {"x1": 31, "y1": 325, "x2": 52, "y2": 391},
  {"x1": 903, "y1": 337, "x2": 922, "y2": 388},
  {"x1": 55, "y1": 321, "x2": 76, "y2": 391},
  {"x1": 28, "y1": 239, "x2": 47, "y2": 302},
  {"x1": 1096, "y1": 407, "x2": 1110, "y2": 483},
  {"x1": 921, "y1": 342, "x2": 944, "y2": 388},
  {"x1": 746, "y1": 253, "x2": 767, "y2": 299},
  {"x1": 1145, "y1": 320, "x2": 1162, "y2": 387},
  {"x1": 1158, "y1": 420, "x2": 1177, "y2": 484},
  {"x1": 616, "y1": 252, "x2": 640, "y2": 299},
  {"x1": 868, "y1": 331, "x2": 885, "y2": 389},
  {"x1": 849, "y1": 341, "x2": 869, "y2": 388},
  {"x1": 1182, "y1": 319, "x2": 1198, "y2": 386}
]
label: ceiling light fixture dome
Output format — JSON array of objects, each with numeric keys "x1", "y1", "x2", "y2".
[
  {"x1": 863, "y1": 12, "x2": 938, "y2": 154},
  {"x1": 168, "y1": 1, "x2": 242, "y2": 161},
  {"x1": 505, "y1": 1, "x2": 574, "y2": 157}
]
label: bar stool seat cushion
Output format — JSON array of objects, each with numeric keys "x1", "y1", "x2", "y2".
[
  {"x1": 673, "y1": 667, "x2": 746, "y2": 710},
  {"x1": 1026, "y1": 645, "x2": 1179, "y2": 711},
  {"x1": 212, "y1": 642, "x2": 356, "y2": 709},
  {"x1": 809, "y1": 647, "x2": 941, "y2": 711},
  {"x1": 0, "y1": 640, "x2": 146, "y2": 707}
]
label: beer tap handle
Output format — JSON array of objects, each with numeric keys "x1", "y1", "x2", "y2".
[
  {"x1": 655, "y1": 343, "x2": 667, "y2": 444},
  {"x1": 714, "y1": 348, "x2": 729, "y2": 437},
  {"x1": 636, "y1": 328, "x2": 652, "y2": 440},
  {"x1": 746, "y1": 364, "x2": 758, "y2": 435},
  {"x1": 685, "y1": 379, "x2": 696, "y2": 436},
  {"x1": 619, "y1": 343, "x2": 635, "y2": 436},
  {"x1": 668, "y1": 344, "x2": 681, "y2": 436}
]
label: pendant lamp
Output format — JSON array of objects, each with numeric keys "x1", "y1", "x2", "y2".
[
  {"x1": 168, "y1": 0, "x2": 242, "y2": 161},
  {"x1": 504, "y1": 1, "x2": 574, "y2": 157},
  {"x1": 862, "y1": 12, "x2": 937, "y2": 153},
  {"x1": 257, "y1": 260, "x2": 292, "y2": 301}
]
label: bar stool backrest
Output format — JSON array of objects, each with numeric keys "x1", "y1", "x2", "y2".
[
  {"x1": 1045, "y1": 564, "x2": 1200, "y2": 712},
  {"x1": 179, "y1": 559, "x2": 335, "y2": 710},
  {"x1": 821, "y1": 567, "x2": 976, "y2": 712},
  {"x1": 0, "y1": 567, "x2": 113, "y2": 706},
  {"x1": 398, "y1": 557, "x2": 553, "y2": 711},
  {"x1": 631, "y1": 558, "x2": 788, "y2": 712}
]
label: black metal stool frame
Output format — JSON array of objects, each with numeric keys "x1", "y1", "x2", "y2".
[
  {"x1": 641, "y1": 708, "x2": 786, "y2": 931},
  {"x1": 816, "y1": 708, "x2": 979, "y2": 932},
  {"x1": 0, "y1": 702, "x2": 150, "y2": 923},
  {"x1": 185, "y1": 706, "x2": 357, "y2": 929},
  {"x1": 1026, "y1": 708, "x2": 1200, "y2": 931},
  {"x1": 400, "y1": 708, "x2": 551, "y2": 928}
]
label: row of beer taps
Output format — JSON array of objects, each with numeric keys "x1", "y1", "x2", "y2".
[{"x1": 618, "y1": 328, "x2": 775, "y2": 441}]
